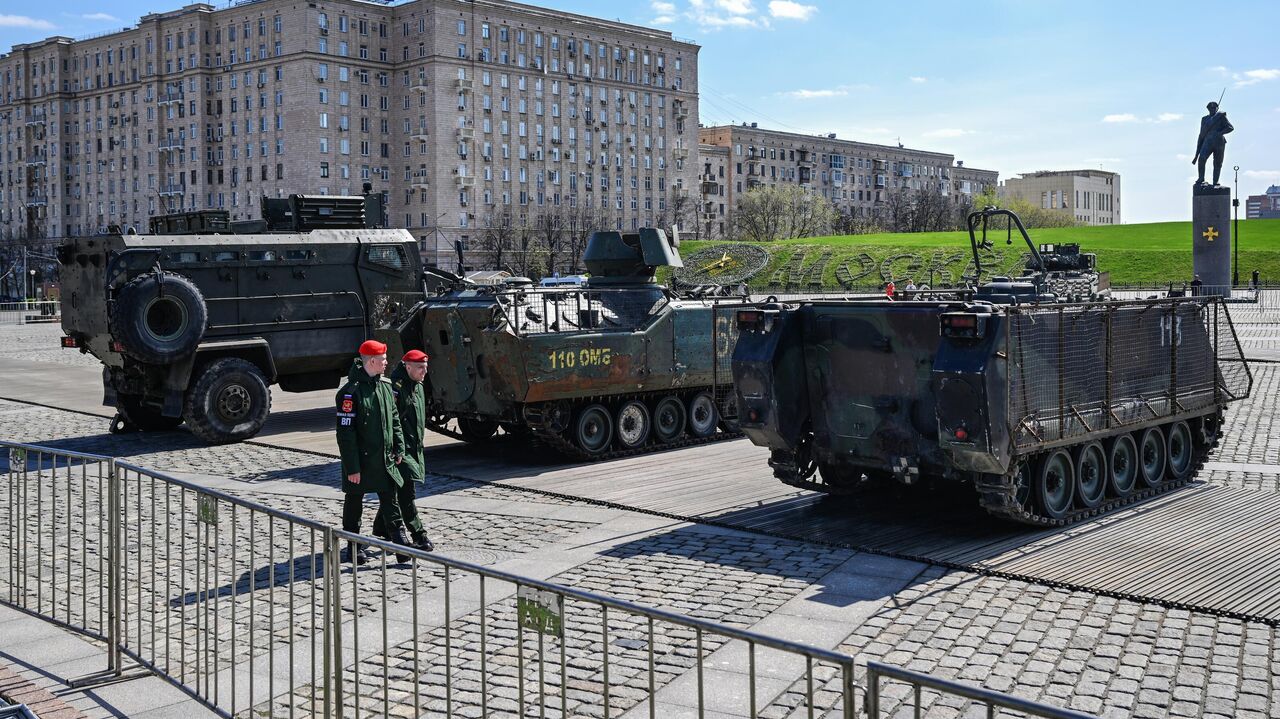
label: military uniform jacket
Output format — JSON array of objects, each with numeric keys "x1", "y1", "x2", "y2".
[
  {"x1": 1196, "y1": 112, "x2": 1234, "y2": 155},
  {"x1": 390, "y1": 363, "x2": 426, "y2": 483},
  {"x1": 336, "y1": 360, "x2": 405, "y2": 494}
]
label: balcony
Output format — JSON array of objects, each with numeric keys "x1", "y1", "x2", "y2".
[
  {"x1": 674, "y1": 104, "x2": 689, "y2": 118},
  {"x1": 410, "y1": 171, "x2": 429, "y2": 189},
  {"x1": 159, "y1": 138, "x2": 186, "y2": 153},
  {"x1": 411, "y1": 82, "x2": 429, "y2": 94},
  {"x1": 25, "y1": 111, "x2": 47, "y2": 126},
  {"x1": 454, "y1": 175, "x2": 475, "y2": 188},
  {"x1": 671, "y1": 147, "x2": 689, "y2": 160},
  {"x1": 746, "y1": 177, "x2": 763, "y2": 189},
  {"x1": 699, "y1": 210, "x2": 717, "y2": 222},
  {"x1": 157, "y1": 93, "x2": 184, "y2": 106},
  {"x1": 457, "y1": 127, "x2": 475, "y2": 141},
  {"x1": 454, "y1": 78, "x2": 473, "y2": 92},
  {"x1": 700, "y1": 179, "x2": 718, "y2": 194},
  {"x1": 159, "y1": 184, "x2": 185, "y2": 196},
  {"x1": 411, "y1": 129, "x2": 430, "y2": 142},
  {"x1": 797, "y1": 154, "x2": 815, "y2": 169},
  {"x1": 25, "y1": 156, "x2": 47, "y2": 167},
  {"x1": 26, "y1": 194, "x2": 48, "y2": 207},
  {"x1": 746, "y1": 154, "x2": 763, "y2": 165}
]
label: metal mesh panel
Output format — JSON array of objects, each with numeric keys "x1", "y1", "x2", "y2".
[
  {"x1": 502, "y1": 288, "x2": 668, "y2": 335},
  {"x1": 1007, "y1": 298, "x2": 1251, "y2": 449}
]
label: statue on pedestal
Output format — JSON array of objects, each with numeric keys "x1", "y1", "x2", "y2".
[{"x1": 1193, "y1": 101, "x2": 1234, "y2": 186}]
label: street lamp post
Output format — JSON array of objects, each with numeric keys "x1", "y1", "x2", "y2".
[
  {"x1": 28, "y1": 269, "x2": 36, "y2": 305},
  {"x1": 1232, "y1": 165, "x2": 1240, "y2": 287}
]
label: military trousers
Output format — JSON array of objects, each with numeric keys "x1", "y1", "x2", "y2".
[
  {"x1": 342, "y1": 489, "x2": 403, "y2": 535},
  {"x1": 373, "y1": 478, "x2": 423, "y2": 536}
]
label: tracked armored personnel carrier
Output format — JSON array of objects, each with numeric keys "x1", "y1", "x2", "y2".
[
  {"x1": 59, "y1": 192, "x2": 421, "y2": 443},
  {"x1": 732, "y1": 209, "x2": 1252, "y2": 525},
  {"x1": 397, "y1": 228, "x2": 749, "y2": 458}
]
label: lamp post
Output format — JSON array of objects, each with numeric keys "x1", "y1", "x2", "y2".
[
  {"x1": 28, "y1": 269, "x2": 36, "y2": 304},
  {"x1": 1232, "y1": 165, "x2": 1240, "y2": 287}
]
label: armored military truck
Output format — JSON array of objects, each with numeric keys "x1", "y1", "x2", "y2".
[
  {"x1": 59, "y1": 193, "x2": 422, "y2": 443},
  {"x1": 397, "y1": 228, "x2": 749, "y2": 458},
  {"x1": 732, "y1": 209, "x2": 1251, "y2": 525}
]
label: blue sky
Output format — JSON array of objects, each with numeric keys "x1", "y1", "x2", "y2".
[{"x1": 3, "y1": 0, "x2": 1278, "y2": 224}]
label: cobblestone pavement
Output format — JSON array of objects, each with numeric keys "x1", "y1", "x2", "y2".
[
  {"x1": 763, "y1": 567, "x2": 1279, "y2": 719},
  {"x1": 0, "y1": 324, "x2": 101, "y2": 369}
]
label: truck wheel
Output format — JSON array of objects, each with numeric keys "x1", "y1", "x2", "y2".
[
  {"x1": 614, "y1": 400, "x2": 651, "y2": 450},
  {"x1": 1074, "y1": 442, "x2": 1107, "y2": 509},
  {"x1": 1036, "y1": 450, "x2": 1075, "y2": 520},
  {"x1": 1165, "y1": 421, "x2": 1194, "y2": 480},
  {"x1": 183, "y1": 358, "x2": 271, "y2": 443},
  {"x1": 687, "y1": 392, "x2": 718, "y2": 438},
  {"x1": 651, "y1": 396, "x2": 686, "y2": 443},
  {"x1": 1137, "y1": 427, "x2": 1167, "y2": 486},
  {"x1": 458, "y1": 418, "x2": 499, "y2": 442},
  {"x1": 574, "y1": 404, "x2": 613, "y2": 456},
  {"x1": 1107, "y1": 434, "x2": 1139, "y2": 497},
  {"x1": 110, "y1": 272, "x2": 207, "y2": 363},
  {"x1": 117, "y1": 395, "x2": 183, "y2": 432}
]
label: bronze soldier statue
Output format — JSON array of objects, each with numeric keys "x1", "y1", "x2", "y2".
[{"x1": 1193, "y1": 101, "x2": 1234, "y2": 186}]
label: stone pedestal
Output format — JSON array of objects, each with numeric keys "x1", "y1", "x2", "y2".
[{"x1": 1192, "y1": 184, "x2": 1232, "y2": 291}]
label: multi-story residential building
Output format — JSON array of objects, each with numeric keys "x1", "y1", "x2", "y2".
[
  {"x1": 694, "y1": 142, "x2": 728, "y2": 238},
  {"x1": 0, "y1": 0, "x2": 699, "y2": 271},
  {"x1": 1246, "y1": 185, "x2": 1280, "y2": 220},
  {"x1": 1000, "y1": 169, "x2": 1121, "y2": 226},
  {"x1": 697, "y1": 123, "x2": 998, "y2": 235}
]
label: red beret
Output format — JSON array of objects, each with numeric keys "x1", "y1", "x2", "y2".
[
  {"x1": 358, "y1": 339, "x2": 387, "y2": 356},
  {"x1": 402, "y1": 349, "x2": 429, "y2": 362}
]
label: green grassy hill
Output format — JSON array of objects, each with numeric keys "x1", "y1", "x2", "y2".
[{"x1": 676, "y1": 219, "x2": 1280, "y2": 289}]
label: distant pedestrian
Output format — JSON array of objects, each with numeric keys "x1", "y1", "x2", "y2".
[
  {"x1": 904, "y1": 278, "x2": 917, "y2": 292},
  {"x1": 1190, "y1": 274, "x2": 1204, "y2": 296},
  {"x1": 336, "y1": 339, "x2": 412, "y2": 565},
  {"x1": 885, "y1": 280, "x2": 896, "y2": 299},
  {"x1": 373, "y1": 349, "x2": 434, "y2": 552}
]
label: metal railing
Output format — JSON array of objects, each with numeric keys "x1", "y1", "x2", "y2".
[
  {"x1": 0, "y1": 301, "x2": 59, "y2": 325},
  {"x1": 865, "y1": 661, "x2": 1096, "y2": 719},
  {"x1": 2, "y1": 440, "x2": 863, "y2": 718}
]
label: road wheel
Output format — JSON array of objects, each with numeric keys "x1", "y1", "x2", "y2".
[
  {"x1": 1011, "y1": 461, "x2": 1034, "y2": 510},
  {"x1": 1074, "y1": 442, "x2": 1107, "y2": 509},
  {"x1": 1137, "y1": 427, "x2": 1167, "y2": 486},
  {"x1": 1036, "y1": 450, "x2": 1075, "y2": 520},
  {"x1": 687, "y1": 391, "x2": 718, "y2": 438},
  {"x1": 614, "y1": 400, "x2": 651, "y2": 450},
  {"x1": 117, "y1": 394, "x2": 183, "y2": 432},
  {"x1": 652, "y1": 396, "x2": 686, "y2": 443},
  {"x1": 110, "y1": 272, "x2": 206, "y2": 363},
  {"x1": 573, "y1": 404, "x2": 613, "y2": 456},
  {"x1": 1107, "y1": 434, "x2": 1139, "y2": 497},
  {"x1": 458, "y1": 417, "x2": 499, "y2": 442},
  {"x1": 183, "y1": 358, "x2": 270, "y2": 443},
  {"x1": 1165, "y1": 421, "x2": 1195, "y2": 480}
]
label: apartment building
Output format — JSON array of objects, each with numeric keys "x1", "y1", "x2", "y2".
[
  {"x1": 0, "y1": 0, "x2": 699, "y2": 270},
  {"x1": 1000, "y1": 169, "x2": 1121, "y2": 226},
  {"x1": 698, "y1": 123, "x2": 998, "y2": 234},
  {"x1": 1246, "y1": 185, "x2": 1280, "y2": 220}
]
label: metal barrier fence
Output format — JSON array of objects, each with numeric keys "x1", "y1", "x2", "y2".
[
  {"x1": 2, "y1": 440, "x2": 864, "y2": 718},
  {"x1": 0, "y1": 301, "x2": 59, "y2": 326},
  {"x1": 865, "y1": 661, "x2": 1096, "y2": 719}
]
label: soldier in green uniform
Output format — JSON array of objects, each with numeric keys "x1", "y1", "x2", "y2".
[
  {"x1": 372, "y1": 349, "x2": 435, "y2": 551},
  {"x1": 335, "y1": 339, "x2": 412, "y2": 564}
]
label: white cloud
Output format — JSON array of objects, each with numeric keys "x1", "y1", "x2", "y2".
[
  {"x1": 652, "y1": 1, "x2": 677, "y2": 12},
  {"x1": 768, "y1": 1, "x2": 817, "y2": 20},
  {"x1": 1102, "y1": 113, "x2": 1138, "y2": 123},
  {"x1": 1154, "y1": 113, "x2": 1183, "y2": 123},
  {"x1": 781, "y1": 88, "x2": 848, "y2": 99},
  {"x1": 1103, "y1": 112, "x2": 1185, "y2": 124},
  {"x1": 0, "y1": 14, "x2": 54, "y2": 30},
  {"x1": 716, "y1": 0, "x2": 755, "y2": 13},
  {"x1": 82, "y1": 12, "x2": 120, "y2": 22},
  {"x1": 909, "y1": 76, "x2": 927, "y2": 84},
  {"x1": 1243, "y1": 170, "x2": 1280, "y2": 182},
  {"x1": 1235, "y1": 68, "x2": 1280, "y2": 87},
  {"x1": 922, "y1": 128, "x2": 973, "y2": 139}
]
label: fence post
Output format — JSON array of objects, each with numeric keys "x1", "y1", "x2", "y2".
[
  {"x1": 864, "y1": 663, "x2": 878, "y2": 718},
  {"x1": 106, "y1": 459, "x2": 122, "y2": 674},
  {"x1": 324, "y1": 527, "x2": 342, "y2": 719}
]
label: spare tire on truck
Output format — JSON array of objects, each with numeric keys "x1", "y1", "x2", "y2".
[{"x1": 110, "y1": 272, "x2": 207, "y2": 363}]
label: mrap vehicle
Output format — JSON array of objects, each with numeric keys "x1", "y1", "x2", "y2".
[
  {"x1": 732, "y1": 209, "x2": 1251, "y2": 525},
  {"x1": 59, "y1": 193, "x2": 422, "y2": 442},
  {"x1": 397, "y1": 228, "x2": 750, "y2": 458}
]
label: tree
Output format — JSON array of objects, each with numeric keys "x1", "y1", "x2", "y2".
[
  {"x1": 971, "y1": 187, "x2": 1077, "y2": 229},
  {"x1": 476, "y1": 210, "x2": 517, "y2": 272},
  {"x1": 562, "y1": 204, "x2": 605, "y2": 274},
  {"x1": 533, "y1": 208, "x2": 565, "y2": 276},
  {"x1": 508, "y1": 213, "x2": 544, "y2": 279},
  {"x1": 734, "y1": 185, "x2": 834, "y2": 241}
]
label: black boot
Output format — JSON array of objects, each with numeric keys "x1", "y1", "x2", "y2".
[
  {"x1": 389, "y1": 525, "x2": 412, "y2": 563},
  {"x1": 411, "y1": 530, "x2": 434, "y2": 552},
  {"x1": 342, "y1": 541, "x2": 369, "y2": 566}
]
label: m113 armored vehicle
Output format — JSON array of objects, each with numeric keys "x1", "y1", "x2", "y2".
[
  {"x1": 397, "y1": 228, "x2": 749, "y2": 458},
  {"x1": 59, "y1": 192, "x2": 422, "y2": 442},
  {"x1": 732, "y1": 209, "x2": 1251, "y2": 525}
]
